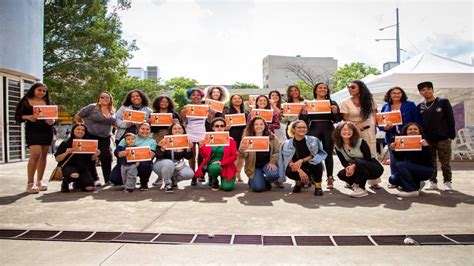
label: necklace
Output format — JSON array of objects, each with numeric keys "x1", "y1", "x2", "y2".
[{"x1": 424, "y1": 98, "x2": 436, "y2": 109}]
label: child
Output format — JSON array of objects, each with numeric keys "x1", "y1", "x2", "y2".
[{"x1": 115, "y1": 133, "x2": 140, "y2": 192}]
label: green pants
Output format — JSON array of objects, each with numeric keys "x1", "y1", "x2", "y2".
[
  {"x1": 431, "y1": 138, "x2": 452, "y2": 183},
  {"x1": 208, "y1": 164, "x2": 236, "y2": 191}
]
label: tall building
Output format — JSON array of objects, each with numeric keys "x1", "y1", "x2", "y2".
[
  {"x1": 262, "y1": 55, "x2": 337, "y2": 89},
  {"x1": 127, "y1": 66, "x2": 160, "y2": 81},
  {"x1": 0, "y1": 0, "x2": 44, "y2": 163}
]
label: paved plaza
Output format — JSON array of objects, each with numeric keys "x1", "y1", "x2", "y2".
[{"x1": 0, "y1": 157, "x2": 473, "y2": 264}]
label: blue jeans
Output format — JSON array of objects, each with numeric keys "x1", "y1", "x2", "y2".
[
  {"x1": 394, "y1": 161, "x2": 433, "y2": 192},
  {"x1": 250, "y1": 163, "x2": 279, "y2": 192},
  {"x1": 388, "y1": 147, "x2": 399, "y2": 185}
]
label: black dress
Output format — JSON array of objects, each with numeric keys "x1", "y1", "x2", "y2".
[{"x1": 16, "y1": 103, "x2": 53, "y2": 147}]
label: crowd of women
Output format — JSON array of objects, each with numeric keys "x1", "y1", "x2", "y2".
[{"x1": 15, "y1": 79, "x2": 456, "y2": 198}]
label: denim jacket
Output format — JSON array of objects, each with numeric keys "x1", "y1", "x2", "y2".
[{"x1": 278, "y1": 135, "x2": 327, "y2": 181}]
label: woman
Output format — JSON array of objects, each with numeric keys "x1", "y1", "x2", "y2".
[
  {"x1": 110, "y1": 123, "x2": 157, "y2": 190},
  {"x1": 390, "y1": 123, "x2": 433, "y2": 197},
  {"x1": 239, "y1": 117, "x2": 280, "y2": 192},
  {"x1": 340, "y1": 80, "x2": 381, "y2": 188},
  {"x1": 15, "y1": 82, "x2": 55, "y2": 193},
  {"x1": 115, "y1": 90, "x2": 153, "y2": 144},
  {"x1": 379, "y1": 87, "x2": 422, "y2": 187},
  {"x1": 204, "y1": 85, "x2": 229, "y2": 131},
  {"x1": 54, "y1": 124, "x2": 100, "y2": 192},
  {"x1": 224, "y1": 94, "x2": 248, "y2": 182},
  {"x1": 75, "y1": 91, "x2": 116, "y2": 186},
  {"x1": 153, "y1": 123, "x2": 194, "y2": 193},
  {"x1": 300, "y1": 82, "x2": 341, "y2": 189},
  {"x1": 248, "y1": 95, "x2": 280, "y2": 133},
  {"x1": 281, "y1": 85, "x2": 304, "y2": 138},
  {"x1": 195, "y1": 118, "x2": 238, "y2": 191},
  {"x1": 268, "y1": 90, "x2": 285, "y2": 143},
  {"x1": 278, "y1": 120, "x2": 327, "y2": 196},
  {"x1": 333, "y1": 122, "x2": 384, "y2": 197},
  {"x1": 151, "y1": 95, "x2": 181, "y2": 142}
]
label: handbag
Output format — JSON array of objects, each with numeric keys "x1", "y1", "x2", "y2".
[{"x1": 49, "y1": 155, "x2": 73, "y2": 182}]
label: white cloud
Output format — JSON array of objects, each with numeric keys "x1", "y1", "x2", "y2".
[{"x1": 118, "y1": 0, "x2": 473, "y2": 86}]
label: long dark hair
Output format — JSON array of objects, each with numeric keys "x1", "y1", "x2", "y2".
[
  {"x1": 255, "y1": 95, "x2": 271, "y2": 109},
  {"x1": 167, "y1": 122, "x2": 187, "y2": 135},
  {"x1": 122, "y1": 89, "x2": 149, "y2": 107},
  {"x1": 351, "y1": 80, "x2": 374, "y2": 120},
  {"x1": 66, "y1": 123, "x2": 88, "y2": 146},
  {"x1": 313, "y1": 82, "x2": 331, "y2": 100},
  {"x1": 244, "y1": 117, "x2": 270, "y2": 137},
  {"x1": 383, "y1": 86, "x2": 408, "y2": 104},
  {"x1": 268, "y1": 90, "x2": 282, "y2": 108},
  {"x1": 286, "y1": 85, "x2": 304, "y2": 103},
  {"x1": 15, "y1": 82, "x2": 51, "y2": 123},
  {"x1": 228, "y1": 94, "x2": 245, "y2": 113},
  {"x1": 333, "y1": 122, "x2": 360, "y2": 149},
  {"x1": 153, "y1": 96, "x2": 175, "y2": 113}
]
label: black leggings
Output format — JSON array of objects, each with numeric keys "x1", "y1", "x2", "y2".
[
  {"x1": 337, "y1": 158, "x2": 384, "y2": 189},
  {"x1": 309, "y1": 121, "x2": 334, "y2": 177},
  {"x1": 88, "y1": 135, "x2": 112, "y2": 182},
  {"x1": 285, "y1": 162, "x2": 323, "y2": 183}
]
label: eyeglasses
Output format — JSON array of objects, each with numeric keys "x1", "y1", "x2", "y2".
[
  {"x1": 213, "y1": 124, "x2": 226, "y2": 128},
  {"x1": 100, "y1": 95, "x2": 110, "y2": 99}
]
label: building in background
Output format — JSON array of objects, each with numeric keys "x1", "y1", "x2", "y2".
[
  {"x1": 262, "y1": 55, "x2": 337, "y2": 89},
  {"x1": 0, "y1": 0, "x2": 44, "y2": 163},
  {"x1": 127, "y1": 66, "x2": 160, "y2": 81}
]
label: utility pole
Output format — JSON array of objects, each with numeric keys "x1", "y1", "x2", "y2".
[{"x1": 375, "y1": 8, "x2": 401, "y2": 64}]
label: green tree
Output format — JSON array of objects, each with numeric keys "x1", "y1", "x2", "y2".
[
  {"x1": 331, "y1": 62, "x2": 381, "y2": 93},
  {"x1": 232, "y1": 82, "x2": 259, "y2": 89},
  {"x1": 294, "y1": 80, "x2": 313, "y2": 99},
  {"x1": 164, "y1": 77, "x2": 199, "y2": 109},
  {"x1": 110, "y1": 77, "x2": 165, "y2": 110},
  {"x1": 43, "y1": 0, "x2": 136, "y2": 115}
]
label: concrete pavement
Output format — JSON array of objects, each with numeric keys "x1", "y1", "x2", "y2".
[{"x1": 0, "y1": 157, "x2": 473, "y2": 264}]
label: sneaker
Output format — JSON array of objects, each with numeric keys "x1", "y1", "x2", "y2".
[
  {"x1": 199, "y1": 176, "x2": 206, "y2": 183},
  {"x1": 314, "y1": 188, "x2": 323, "y2": 196},
  {"x1": 326, "y1": 177, "x2": 334, "y2": 190},
  {"x1": 94, "y1": 181, "x2": 102, "y2": 187},
  {"x1": 344, "y1": 183, "x2": 354, "y2": 189},
  {"x1": 124, "y1": 188, "x2": 134, "y2": 193},
  {"x1": 191, "y1": 178, "x2": 197, "y2": 186},
  {"x1": 140, "y1": 184, "x2": 149, "y2": 191},
  {"x1": 397, "y1": 191, "x2": 420, "y2": 197},
  {"x1": 60, "y1": 182, "x2": 70, "y2": 193},
  {"x1": 152, "y1": 178, "x2": 162, "y2": 187},
  {"x1": 292, "y1": 185, "x2": 302, "y2": 193},
  {"x1": 444, "y1": 182, "x2": 453, "y2": 191},
  {"x1": 370, "y1": 184, "x2": 382, "y2": 189},
  {"x1": 418, "y1": 181, "x2": 426, "y2": 191},
  {"x1": 265, "y1": 181, "x2": 272, "y2": 191},
  {"x1": 164, "y1": 184, "x2": 174, "y2": 193},
  {"x1": 425, "y1": 181, "x2": 438, "y2": 190},
  {"x1": 211, "y1": 180, "x2": 220, "y2": 191},
  {"x1": 273, "y1": 181, "x2": 284, "y2": 189},
  {"x1": 351, "y1": 187, "x2": 368, "y2": 198}
]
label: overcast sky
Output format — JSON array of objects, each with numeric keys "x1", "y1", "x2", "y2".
[{"x1": 117, "y1": 0, "x2": 473, "y2": 86}]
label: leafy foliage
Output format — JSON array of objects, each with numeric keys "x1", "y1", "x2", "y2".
[
  {"x1": 232, "y1": 82, "x2": 259, "y2": 89},
  {"x1": 164, "y1": 77, "x2": 199, "y2": 109},
  {"x1": 331, "y1": 62, "x2": 381, "y2": 93}
]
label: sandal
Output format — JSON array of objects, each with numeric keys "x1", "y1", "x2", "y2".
[
  {"x1": 36, "y1": 181, "x2": 48, "y2": 191},
  {"x1": 27, "y1": 183, "x2": 39, "y2": 194},
  {"x1": 327, "y1": 176, "x2": 334, "y2": 189}
]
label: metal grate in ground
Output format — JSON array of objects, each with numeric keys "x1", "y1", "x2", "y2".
[{"x1": 1, "y1": 229, "x2": 472, "y2": 246}]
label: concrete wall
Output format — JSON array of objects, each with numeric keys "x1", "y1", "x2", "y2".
[{"x1": 0, "y1": 0, "x2": 44, "y2": 79}]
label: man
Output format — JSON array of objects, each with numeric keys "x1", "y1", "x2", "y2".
[{"x1": 417, "y1": 81, "x2": 455, "y2": 191}]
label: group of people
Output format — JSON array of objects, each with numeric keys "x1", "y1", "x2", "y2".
[{"x1": 15, "y1": 79, "x2": 455, "y2": 198}]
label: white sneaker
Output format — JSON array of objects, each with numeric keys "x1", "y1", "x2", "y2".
[
  {"x1": 419, "y1": 181, "x2": 426, "y2": 191},
  {"x1": 351, "y1": 187, "x2": 368, "y2": 197},
  {"x1": 344, "y1": 183, "x2": 354, "y2": 190},
  {"x1": 424, "y1": 181, "x2": 438, "y2": 190},
  {"x1": 94, "y1": 181, "x2": 102, "y2": 187},
  {"x1": 444, "y1": 182, "x2": 453, "y2": 191},
  {"x1": 397, "y1": 191, "x2": 420, "y2": 197},
  {"x1": 370, "y1": 184, "x2": 382, "y2": 189}
]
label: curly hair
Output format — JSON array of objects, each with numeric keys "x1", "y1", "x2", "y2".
[
  {"x1": 121, "y1": 89, "x2": 150, "y2": 107},
  {"x1": 383, "y1": 87, "x2": 408, "y2": 104},
  {"x1": 244, "y1": 116, "x2": 270, "y2": 137},
  {"x1": 152, "y1": 96, "x2": 175, "y2": 113},
  {"x1": 333, "y1": 122, "x2": 360, "y2": 149}
]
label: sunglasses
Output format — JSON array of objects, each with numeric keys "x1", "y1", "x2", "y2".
[
  {"x1": 213, "y1": 124, "x2": 226, "y2": 128},
  {"x1": 347, "y1": 85, "x2": 357, "y2": 89},
  {"x1": 100, "y1": 95, "x2": 110, "y2": 99}
]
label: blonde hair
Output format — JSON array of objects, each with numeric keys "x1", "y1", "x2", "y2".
[{"x1": 287, "y1": 120, "x2": 307, "y2": 138}]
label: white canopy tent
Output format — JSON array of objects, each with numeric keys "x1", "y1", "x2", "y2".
[{"x1": 332, "y1": 52, "x2": 474, "y2": 130}]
